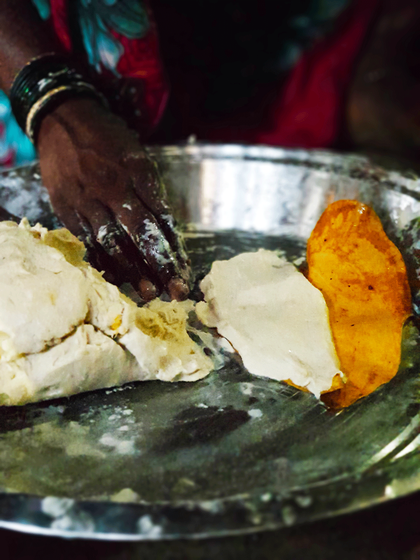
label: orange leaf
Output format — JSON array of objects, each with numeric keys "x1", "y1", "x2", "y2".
[{"x1": 307, "y1": 200, "x2": 411, "y2": 408}]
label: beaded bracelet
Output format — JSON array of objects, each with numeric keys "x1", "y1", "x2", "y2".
[{"x1": 10, "y1": 54, "x2": 107, "y2": 143}]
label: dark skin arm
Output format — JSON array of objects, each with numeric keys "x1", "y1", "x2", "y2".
[
  {"x1": 0, "y1": 0, "x2": 190, "y2": 301},
  {"x1": 0, "y1": 0, "x2": 57, "y2": 92}
]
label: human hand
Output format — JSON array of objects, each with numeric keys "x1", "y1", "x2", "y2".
[{"x1": 36, "y1": 97, "x2": 190, "y2": 301}]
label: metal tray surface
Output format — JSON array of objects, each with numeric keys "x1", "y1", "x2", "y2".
[{"x1": 0, "y1": 144, "x2": 419, "y2": 540}]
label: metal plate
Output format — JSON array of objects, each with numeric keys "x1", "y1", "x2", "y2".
[{"x1": 0, "y1": 144, "x2": 420, "y2": 541}]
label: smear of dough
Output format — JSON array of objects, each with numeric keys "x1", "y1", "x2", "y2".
[
  {"x1": 0, "y1": 220, "x2": 214, "y2": 406},
  {"x1": 196, "y1": 249, "x2": 343, "y2": 397}
]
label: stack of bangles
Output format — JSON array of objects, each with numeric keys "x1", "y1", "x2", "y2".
[{"x1": 9, "y1": 53, "x2": 107, "y2": 143}]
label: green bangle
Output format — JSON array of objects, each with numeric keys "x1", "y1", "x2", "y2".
[{"x1": 10, "y1": 54, "x2": 107, "y2": 143}]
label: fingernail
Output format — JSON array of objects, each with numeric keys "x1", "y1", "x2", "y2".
[
  {"x1": 168, "y1": 278, "x2": 190, "y2": 301},
  {"x1": 139, "y1": 279, "x2": 157, "y2": 301}
]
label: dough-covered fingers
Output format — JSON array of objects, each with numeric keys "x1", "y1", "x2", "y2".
[
  {"x1": 86, "y1": 203, "x2": 159, "y2": 300},
  {"x1": 35, "y1": 98, "x2": 191, "y2": 299},
  {"x1": 131, "y1": 164, "x2": 191, "y2": 292},
  {"x1": 58, "y1": 209, "x2": 122, "y2": 286},
  {"x1": 117, "y1": 198, "x2": 190, "y2": 300},
  {"x1": 157, "y1": 212, "x2": 190, "y2": 273}
]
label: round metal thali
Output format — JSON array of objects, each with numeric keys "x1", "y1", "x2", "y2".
[{"x1": 0, "y1": 144, "x2": 420, "y2": 540}]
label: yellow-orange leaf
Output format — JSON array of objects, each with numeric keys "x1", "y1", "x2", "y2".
[{"x1": 307, "y1": 200, "x2": 412, "y2": 408}]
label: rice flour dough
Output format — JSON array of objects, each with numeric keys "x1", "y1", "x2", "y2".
[
  {"x1": 196, "y1": 249, "x2": 343, "y2": 397},
  {"x1": 0, "y1": 220, "x2": 213, "y2": 406}
]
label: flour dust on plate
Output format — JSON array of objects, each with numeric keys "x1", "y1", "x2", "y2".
[{"x1": 0, "y1": 146, "x2": 419, "y2": 539}]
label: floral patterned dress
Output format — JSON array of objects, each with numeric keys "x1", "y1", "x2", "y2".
[
  {"x1": 0, "y1": 0, "x2": 167, "y2": 166},
  {"x1": 0, "y1": 0, "x2": 380, "y2": 166}
]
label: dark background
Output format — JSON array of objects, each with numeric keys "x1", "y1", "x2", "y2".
[
  {"x1": 150, "y1": 0, "x2": 339, "y2": 143},
  {"x1": 2, "y1": 490, "x2": 420, "y2": 559}
]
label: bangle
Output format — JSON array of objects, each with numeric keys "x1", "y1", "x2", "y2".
[{"x1": 10, "y1": 54, "x2": 107, "y2": 143}]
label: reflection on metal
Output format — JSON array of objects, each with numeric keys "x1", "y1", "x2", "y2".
[
  {"x1": 0, "y1": 144, "x2": 419, "y2": 540},
  {"x1": 362, "y1": 414, "x2": 420, "y2": 470},
  {"x1": 393, "y1": 434, "x2": 420, "y2": 461}
]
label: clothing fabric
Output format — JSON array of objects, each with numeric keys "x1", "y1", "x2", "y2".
[
  {"x1": 253, "y1": 0, "x2": 380, "y2": 148},
  {"x1": 0, "y1": 0, "x2": 380, "y2": 166},
  {"x1": 1, "y1": 0, "x2": 167, "y2": 166}
]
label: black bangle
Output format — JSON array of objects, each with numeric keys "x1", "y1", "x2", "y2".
[{"x1": 10, "y1": 54, "x2": 107, "y2": 143}]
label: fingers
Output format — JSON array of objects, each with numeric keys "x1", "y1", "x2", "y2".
[
  {"x1": 116, "y1": 197, "x2": 190, "y2": 300},
  {"x1": 129, "y1": 158, "x2": 191, "y2": 285},
  {"x1": 49, "y1": 164, "x2": 191, "y2": 301},
  {"x1": 156, "y1": 211, "x2": 190, "y2": 271},
  {"x1": 155, "y1": 213, "x2": 191, "y2": 301},
  {"x1": 85, "y1": 202, "x2": 159, "y2": 301},
  {"x1": 55, "y1": 207, "x2": 123, "y2": 286},
  {"x1": 139, "y1": 188, "x2": 189, "y2": 268},
  {"x1": 52, "y1": 201, "x2": 154, "y2": 300},
  {"x1": 56, "y1": 199, "x2": 187, "y2": 302}
]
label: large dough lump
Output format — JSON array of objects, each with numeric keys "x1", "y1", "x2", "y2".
[{"x1": 0, "y1": 220, "x2": 213, "y2": 406}]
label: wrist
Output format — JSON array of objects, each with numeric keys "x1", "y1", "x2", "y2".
[
  {"x1": 37, "y1": 96, "x2": 112, "y2": 161},
  {"x1": 10, "y1": 54, "x2": 107, "y2": 144},
  {"x1": 40, "y1": 95, "x2": 106, "y2": 124},
  {"x1": 36, "y1": 95, "x2": 142, "y2": 168}
]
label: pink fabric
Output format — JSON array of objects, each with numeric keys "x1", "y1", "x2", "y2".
[
  {"x1": 45, "y1": 0, "x2": 380, "y2": 148},
  {"x1": 254, "y1": 0, "x2": 381, "y2": 148},
  {"x1": 47, "y1": 0, "x2": 168, "y2": 135}
]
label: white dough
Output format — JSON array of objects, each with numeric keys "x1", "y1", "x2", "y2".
[
  {"x1": 0, "y1": 220, "x2": 214, "y2": 406},
  {"x1": 196, "y1": 249, "x2": 343, "y2": 397}
]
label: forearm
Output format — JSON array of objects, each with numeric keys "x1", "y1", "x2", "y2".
[{"x1": 0, "y1": 0, "x2": 61, "y2": 93}]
